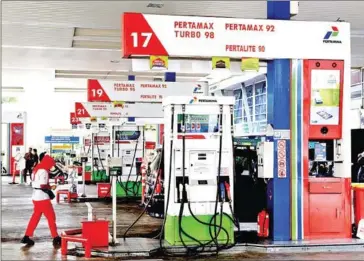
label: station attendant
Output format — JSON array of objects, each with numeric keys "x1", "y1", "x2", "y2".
[{"x1": 21, "y1": 155, "x2": 61, "y2": 247}]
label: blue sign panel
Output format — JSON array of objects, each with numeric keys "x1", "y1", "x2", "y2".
[
  {"x1": 52, "y1": 150, "x2": 71, "y2": 154},
  {"x1": 44, "y1": 136, "x2": 80, "y2": 144}
]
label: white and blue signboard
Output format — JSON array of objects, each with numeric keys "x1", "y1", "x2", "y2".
[{"x1": 44, "y1": 136, "x2": 80, "y2": 144}]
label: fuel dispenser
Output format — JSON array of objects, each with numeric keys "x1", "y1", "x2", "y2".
[
  {"x1": 80, "y1": 153, "x2": 88, "y2": 197},
  {"x1": 92, "y1": 130, "x2": 110, "y2": 183},
  {"x1": 109, "y1": 123, "x2": 144, "y2": 198},
  {"x1": 303, "y1": 60, "x2": 351, "y2": 239},
  {"x1": 162, "y1": 96, "x2": 238, "y2": 249}
]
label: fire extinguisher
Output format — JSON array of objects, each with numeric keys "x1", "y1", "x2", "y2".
[{"x1": 257, "y1": 209, "x2": 269, "y2": 238}]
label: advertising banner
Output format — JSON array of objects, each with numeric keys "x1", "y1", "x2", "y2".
[
  {"x1": 310, "y1": 69, "x2": 340, "y2": 125},
  {"x1": 10, "y1": 123, "x2": 24, "y2": 175},
  {"x1": 149, "y1": 55, "x2": 168, "y2": 70},
  {"x1": 122, "y1": 13, "x2": 350, "y2": 59},
  {"x1": 44, "y1": 136, "x2": 80, "y2": 144},
  {"x1": 212, "y1": 57, "x2": 230, "y2": 69},
  {"x1": 241, "y1": 57, "x2": 260, "y2": 71},
  {"x1": 87, "y1": 79, "x2": 208, "y2": 102}
]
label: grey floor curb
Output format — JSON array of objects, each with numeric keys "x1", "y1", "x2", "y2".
[{"x1": 73, "y1": 241, "x2": 364, "y2": 258}]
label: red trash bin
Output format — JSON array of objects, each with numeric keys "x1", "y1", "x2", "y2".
[
  {"x1": 353, "y1": 187, "x2": 364, "y2": 226},
  {"x1": 82, "y1": 220, "x2": 109, "y2": 247}
]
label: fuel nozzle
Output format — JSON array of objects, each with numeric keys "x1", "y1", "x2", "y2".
[
  {"x1": 179, "y1": 183, "x2": 183, "y2": 203},
  {"x1": 185, "y1": 184, "x2": 189, "y2": 202},
  {"x1": 220, "y1": 182, "x2": 226, "y2": 202},
  {"x1": 224, "y1": 181, "x2": 231, "y2": 202},
  {"x1": 180, "y1": 183, "x2": 188, "y2": 203}
]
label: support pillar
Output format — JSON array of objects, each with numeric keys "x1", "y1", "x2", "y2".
[
  {"x1": 164, "y1": 72, "x2": 176, "y2": 82},
  {"x1": 128, "y1": 75, "x2": 135, "y2": 122},
  {"x1": 266, "y1": 0, "x2": 291, "y2": 241},
  {"x1": 159, "y1": 72, "x2": 175, "y2": 146}
]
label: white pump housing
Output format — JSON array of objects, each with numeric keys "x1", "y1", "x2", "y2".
[
  {"x1": 163, "y1": 96, "x2": 235, "y2": 216},
  {"x1": 257, "y1": 141, "x2": 274, "y2": 178}
]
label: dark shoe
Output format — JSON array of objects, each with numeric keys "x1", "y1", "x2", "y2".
[
  {"x1": 53, "y1": 236, "x2": 61, "y2": 247},
  {"x1": 20, "y1": 236, "x2": 34, "y2": 246}
]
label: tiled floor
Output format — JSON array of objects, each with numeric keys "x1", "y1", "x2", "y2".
[{"x1": 3, "y1": 176, "x2": 364, "y2": 260}]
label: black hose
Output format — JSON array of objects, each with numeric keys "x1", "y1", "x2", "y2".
[
  {"x1": 124, "y1": 135, "x2": 139, "y2": 196},
  {"x1": 117, "y1": 136, "x2": 139, "y2": 197},
  {"x1": 94, "y1": 132, "x2": 105, "y2": 182},
  {"x1": 158, "y1": 106, "x2": 174, "y2": 253},
  {"x1": 122, "y1": 149, "x2": 163, "y2": 239},
  {"x1": 115, "y1": 125, "x2": 140, "y2": 197},
  {"x1": 158, "y1": 105, "x2": 236, "y2": 257},
  {"x1": 187, "y1": 202, "x2": 230, "y2": 250},
  {"x1": 175, "y1": 105, "x2": 228, "y2": 256},
  {"x1": 176, "y1": 107, "x2": 211, "y2": 255}
]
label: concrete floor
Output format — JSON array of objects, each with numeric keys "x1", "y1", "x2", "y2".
[
  {"x1": 1, "y1": 176, "x2": 161, "y2": 260},
  {"x1": 2, "y1": 176, "x2": 364, "y2": 260}
]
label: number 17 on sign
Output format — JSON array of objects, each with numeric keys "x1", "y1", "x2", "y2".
[{"x1": 131, "y1": 32, "x2": 152, "y2": 48}]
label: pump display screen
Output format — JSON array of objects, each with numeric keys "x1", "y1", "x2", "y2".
[
  {"x1": 177, "y1": 114, "x2": 219, "y2": 133},
  {"x1": 115, "y1": 131, "x2": 140, "y2": 141}
]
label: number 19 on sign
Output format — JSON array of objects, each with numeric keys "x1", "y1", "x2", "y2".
[{"x1": 91, "y1": 89, "x2": 103, "y2": 98}]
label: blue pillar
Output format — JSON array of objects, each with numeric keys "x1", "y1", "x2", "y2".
[
  {"x1": 267, "y1": 1, "x2": 291, "y2": 20},
  {"x1": 266, "y1": 0, "x2": 291, "y2": 241},
  {"x1": 164, "y1": 72, "x2": 176, "y2": 82}
]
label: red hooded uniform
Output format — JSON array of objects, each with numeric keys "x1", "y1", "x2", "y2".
[{"x1": 22, "y1": 155, "x2": 61, "y2": 246}]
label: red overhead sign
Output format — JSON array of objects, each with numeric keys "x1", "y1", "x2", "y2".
[
  {"x1": 121, "y1": 13, "x2": 350, "y2": 59},
  {"x1": 70, "y1": 112, "x2": 81, "y2": 125},
  {"x1": 87, "y1": 79, "x2": 207, "y2": 102}
]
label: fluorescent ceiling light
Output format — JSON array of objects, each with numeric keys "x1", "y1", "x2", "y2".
[
  {"x1": 55, "y1": 74, "x2": 203, "y2": 81},
  {"x1": 55, "y1": 70, "x2": 129, "y2": 76},
  {"x1": 147, "y1": 2, "x2": 164, "y2": 8},
  {"x1": 74, "y1": 28, "x2": 119, "y2": 37},
  {"x1": 1, "y1": 87, "x2": 24, "y2": 92},
  {"x1": 72, "y1": 28, "x2": 120, "y2": 50},
  {"x1": 72, "y1": 40, "x2": 120, "y2": 50},
  {"x1": 55, "y1": 69, "x2": 207, "y2": 80},
  {"x1": 54, "y1": 87, "x2": 86, "y2": 93},
  {"x1": 351, "y1": 30, "x2": 364, "y2": 38}
]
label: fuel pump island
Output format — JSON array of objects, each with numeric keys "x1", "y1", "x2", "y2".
[
  {"x1": 68, "y1": 4, "x2": 360, "y2": 258},
  {"x1": 120, "y1": 4, "x2": 352, "y2": 245}
]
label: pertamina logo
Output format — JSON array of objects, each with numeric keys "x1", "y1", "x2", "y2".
[
  {"x1": 323, "y1": 26, "x2": 342, "y2": 44},
  {"x1": 189, "y1": 97, "x2": 198, "y2": 104},
  {"x1": 189, "y1": 97, "x2": 217, "y2": 104},
  {"x1": 193, "y1": 84, "x2": 204, "y2": 94}
]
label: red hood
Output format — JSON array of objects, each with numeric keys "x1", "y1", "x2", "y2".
[{"x1": 33, "y1": 155, "x2": 55, "y2": 173}]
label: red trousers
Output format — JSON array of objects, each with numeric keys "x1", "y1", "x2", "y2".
[{"x1": 25, "y1": 199, "x2": 59, "y2": 238}]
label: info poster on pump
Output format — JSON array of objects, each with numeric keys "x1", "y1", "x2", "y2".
[
  {"x1": 310, "y1": 70, "x2": 340, "y2": 125},
  {"x1": 177, "y1": 114, "x2": 219, "y2": 133}
]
